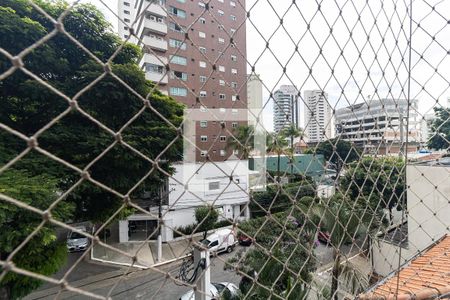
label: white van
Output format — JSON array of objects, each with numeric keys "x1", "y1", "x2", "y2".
[{"x1": 201, "y1": 228, "x2": 236, "y2": 254}]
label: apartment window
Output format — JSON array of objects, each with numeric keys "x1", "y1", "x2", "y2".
[
  {"x1": 199, "y1": 61, "x2": 207, "y2": 68},
  {"x1": 218, "y1": 25, "x2": 224, "y2": 31},
  {"x1": 218, "y1": 9, "x2": 224, "y2": 16},
  {"x1": 218, "y1": 0, "x2": 224, "y2": 2},
  {"x1": 123, "y1": 2, "x2": 130, "y2": 6},
  {"x1": 199, "y1": 17, "x2": 206, "y2": 24},
  {"x1": 220, "y1": 150, "x2": 226, "y2": 157},
  {"x1": 231, "y1": 82, "x2": 237, "y2": 89},
  {"x1": 146, "y1": 64, "x2": 164, "y2": 74},
  {"x1": 232, "y1": 95, "x2": 237, "y2": 101},
  {"x1": 199, "y1": 31, "x2": 206, "y2": 38},
  {"x1": 218, "y1": 37, "x2": 225, "y2": 44},
  {"x1": 198, "y1": 2, "x2": 206, "y2": 8},
  {"x1": 170, "y1": 71, "x2": 188, "y2": 81},
  {"x1": 219, "y1": 94, "x2": 226, "y2": 100},
  {"x1": 231, "y1": 55, "x2": 237, "y2": 61},
  {"x1": 209, "y1": 181, "x2": 220, "y2": 190},
  {"x1": 124, "y1": 10, "x2": 130, "y2": 14},
  {"x1": 199, "y1": 46, "x2": 207, "y2": 54},
  {"x1": 232, "y1": 122, "x2": 238, "y2": 128},
  {"x1": 169, "y1": 87, "x2": 187, "y2": 96},
  {"x1": 169, "y1": 6, "x2": 186, "y2": 18},
  {"x1": 170, "y1": 55, "x2": 187, "y2": 65},
  {"x1": 200, "y1": 91, "x2": 207, "y2": 97},
  {"x1": 230, "y1": 1, "x2": 236, "y2": 7},
  {"x1": 169, "y1": 22, "x2": 185, "y2": 33},
  {"x1": 230, "y1": 28, "x2": 236, "y2": 35},
  {"x1": 219, "y1": 65, "x2": 225, "y2": 72},
  {"x1": 200, "y1": 150, "x2": 207, "y2": 157},
  {"x1": 124, "y1": 26, "x2": 129, "y2": 31},
  {"x1": 231, "y1": 68, "x2": 237, "y2": 74},
  {"x1": 232, "y1": 108, "x2": 238, "y2": 114},
  {"x1": 124, "y1": 34, "x2": 129, "y2": 38},
  {"x1": 199, "y1": 75, "x2": 207, "y2": 83},
  {"x1": 219, "y1": 79, "x2": 225, "y2": 86},
  {"x1": 169, "y1": 39, "x2": 187, "y2": 50},
  {"x1": 219, "y1": 108, "x2": 226, "y2": 113},
  {"x1": 124, "y1": 18, "x2": 130, "y2": 22},
  {"x1": 200, "y1": 105, "x2": 207, "y2": 112},
  {"x1": 200, "y1": 135, "x2": 208, "y2": 142},
  {"x1": 230, "y1": 15, "x2": 236, "y2": 21},
  {"x1": 200, "y1": 121, "x2": 207, "y2": 128},
  {"x1": 176, "y1": 0, "x2": 186, "y2": 2}
]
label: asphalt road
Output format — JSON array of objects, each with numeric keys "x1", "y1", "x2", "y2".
[{"x1": 26, "y1": 249, "x2": 242, "y2": 300}]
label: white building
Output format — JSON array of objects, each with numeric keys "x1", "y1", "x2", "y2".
[
  {"x1": 118, "y1": 160, "x2": 250, "y2": 243},
  {"x1": 273, "y1": 85, "x2": 301, "y2": 133},
  {"x1": 420, "y1": 112, "x2": 436, "y2": 145},
  {"x1": 304, "y1": 90, "x2": 333, "y2": 143},
  {"x1": 371, "y1": 162, "x2": 450, "y2": 276},
  {"x1": 335, "y1": 99, "x2": 421, "y2": 154}
]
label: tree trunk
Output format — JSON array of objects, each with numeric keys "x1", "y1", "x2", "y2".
[
  {"x1": 277, "y1": 153, "x2": 281, "y2": 182},
  {"x1": 290, "y1": 136, "x2": 294, "y2": 175},
  {"x1": 331, "y1": 250, "x2": 341, "y2": 300}
]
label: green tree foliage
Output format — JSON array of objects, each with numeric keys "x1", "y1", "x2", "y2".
[
  {"x1": 309, "y1": 194, "x2": 373, "y2": 300},
  {"x1": 228, "y1": 212, "x2": 316, "y2": 299},
  {"x1": 340, "y1": 157, "x2": 405, "y2": 223},
  {"x1": 267, "y1": 133, "x2": 289, "y2": 180},
  {"x1": 250, "y1": 180, "x2": 316, "y2": 217},
  {"x1": 428, "y1": 107, "x2": 450, "y2": 150},
  {"x1": 227, "y1": 125, "x2": 255, "y2": 159},
  {"x1": 0, "y1": 170, "x2": 74, "y2": 299},
  {"x1": 0, "y1": 0, "x2": 184, "y2": 221},
  {"x1": 315, "y1": 138, "x2": 360, "y2": 172},
  {"x1": 195, "y1": 206, "x2": 219, "y2": 239}
]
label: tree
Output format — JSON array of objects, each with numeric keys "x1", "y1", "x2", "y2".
[
  {"x1": 0, "y1": 0, "x2": 184, "y2": 222},
  {"x1": 340, "y1": 157, "x2": 405, "y2": 224},
  {"x1": 282, "y1": 125, "x2": 305, "y2": 174},
  {"x1": 428, "y1": 107, "x2": 450, "y2": 150},
  {"x1": 226, "y1": 212, "x2": 316, "y2": 299},
  {"x1": 267, "y1": 133, "x2": 288, "y2": 181},
  {"x1": 309, "y1": 194, "x2": 373, "y2": 300},
  {"x1": 315, "y1": 138, "x2": 360, "y2": 173},
  {"x1": 227, "y1": 125, "x2": 255, "y2": 159},
  {"x1": 195, "y1": 205, "x2": 219, "y2": 239},
  {"x1": 0, "y1": 170, "x2": 74, "y2": 299}
]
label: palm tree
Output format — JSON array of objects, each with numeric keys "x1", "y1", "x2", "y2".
[
  {"x1": 267, "y1": 132, "x2": 288, "y2": 182},
  {"x1": 309, "y1": 195, "x2": 372, "y2": 300},
  {"x1": 227, "y1": 125, "x2": 255, "y2": 159},
  {"x1": 282, "y1": 125, "x2": 305, "y2": 174}
]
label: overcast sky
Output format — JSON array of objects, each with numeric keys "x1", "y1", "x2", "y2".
[{"x1": 82, "y1": 0, "x2": 449, "y2": 132}]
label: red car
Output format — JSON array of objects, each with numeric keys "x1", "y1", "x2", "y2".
[
  {"x1": 317, "y1": 230, "x2": 331, "y2": 244},
  {"x1": 238, "y1": 234, "x2": 252, "y2": 246}
]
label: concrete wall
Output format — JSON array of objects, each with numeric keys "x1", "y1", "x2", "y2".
[
  {"x1": 407, "y1": 165, "x2": 450, "y2": 252},
  {"x1": 371, "y1": 240, "x2": 414, "y2": 276}
]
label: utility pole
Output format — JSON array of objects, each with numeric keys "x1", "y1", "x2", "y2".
[{"x1": 193, "y1": 244, "x2": 211, "y2": 300}]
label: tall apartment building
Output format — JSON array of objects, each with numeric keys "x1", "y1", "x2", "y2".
[
  {"x1": 118, "y1": 0, "x2": 247, "y2": 162},
  {"x1": 273, "y1": 85, "x2": 300, "y2": 133},
  {"x1": 335, "y1": 99, "x2": 420, "y2": 154},
  {"x1": 304, "y1": 90, "x2": 332, "y2": 143}
]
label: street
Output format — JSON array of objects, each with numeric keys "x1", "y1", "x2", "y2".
[{"x1": 26, "y1": 249, "x2": 241, "y2": 300}]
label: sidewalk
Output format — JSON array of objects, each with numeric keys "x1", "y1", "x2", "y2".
[{"x1": 92, "y1": 237, "x2": 202, "y2": 268}]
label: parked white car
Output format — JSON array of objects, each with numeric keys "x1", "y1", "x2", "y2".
[
  {"x1": 179, "y1": 282, "x2": 239, "y2": 300},
  {"x1": 201, "y1": 228, "x2": 236, "y2": 254},
  {"x1": 66, "y1": 226, "x2": 89, "y2": 252}
]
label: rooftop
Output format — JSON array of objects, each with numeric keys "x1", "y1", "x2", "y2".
[{"x1": 359, "y1": 235, "x2": 450, "y2": 300}]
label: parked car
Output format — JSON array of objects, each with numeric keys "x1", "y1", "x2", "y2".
[
  {"x1": 238, "y1": 233, "x2": 252, "y2": 246},
  {"x1": 67, "y1": 226, "x2": 89, "y2": 252},
  {"x1": 201, "y1": 228, "x2": 236, "y2": 254},
  {"x1": 179, "y1": 282, "x2": 238, "y2": 300}
]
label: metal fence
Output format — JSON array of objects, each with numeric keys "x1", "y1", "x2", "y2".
[{"x1": 0, "y1": 0, "x2": 449, "y2": 299}]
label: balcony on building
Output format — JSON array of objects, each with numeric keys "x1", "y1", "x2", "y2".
[{"x1": 143, "y1": 34, "x2": 168, "y2": 52}]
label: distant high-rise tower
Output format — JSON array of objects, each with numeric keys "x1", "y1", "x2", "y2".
[
  {"x1": 273, "y1": 85, "x2": 300, "y2": 133},
  {"x1": 118, "y1": 0, "x2": 247, "y2": 162},
  {"x1": 304, "y1": 90, "x2": 332, "y2": 143}
]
